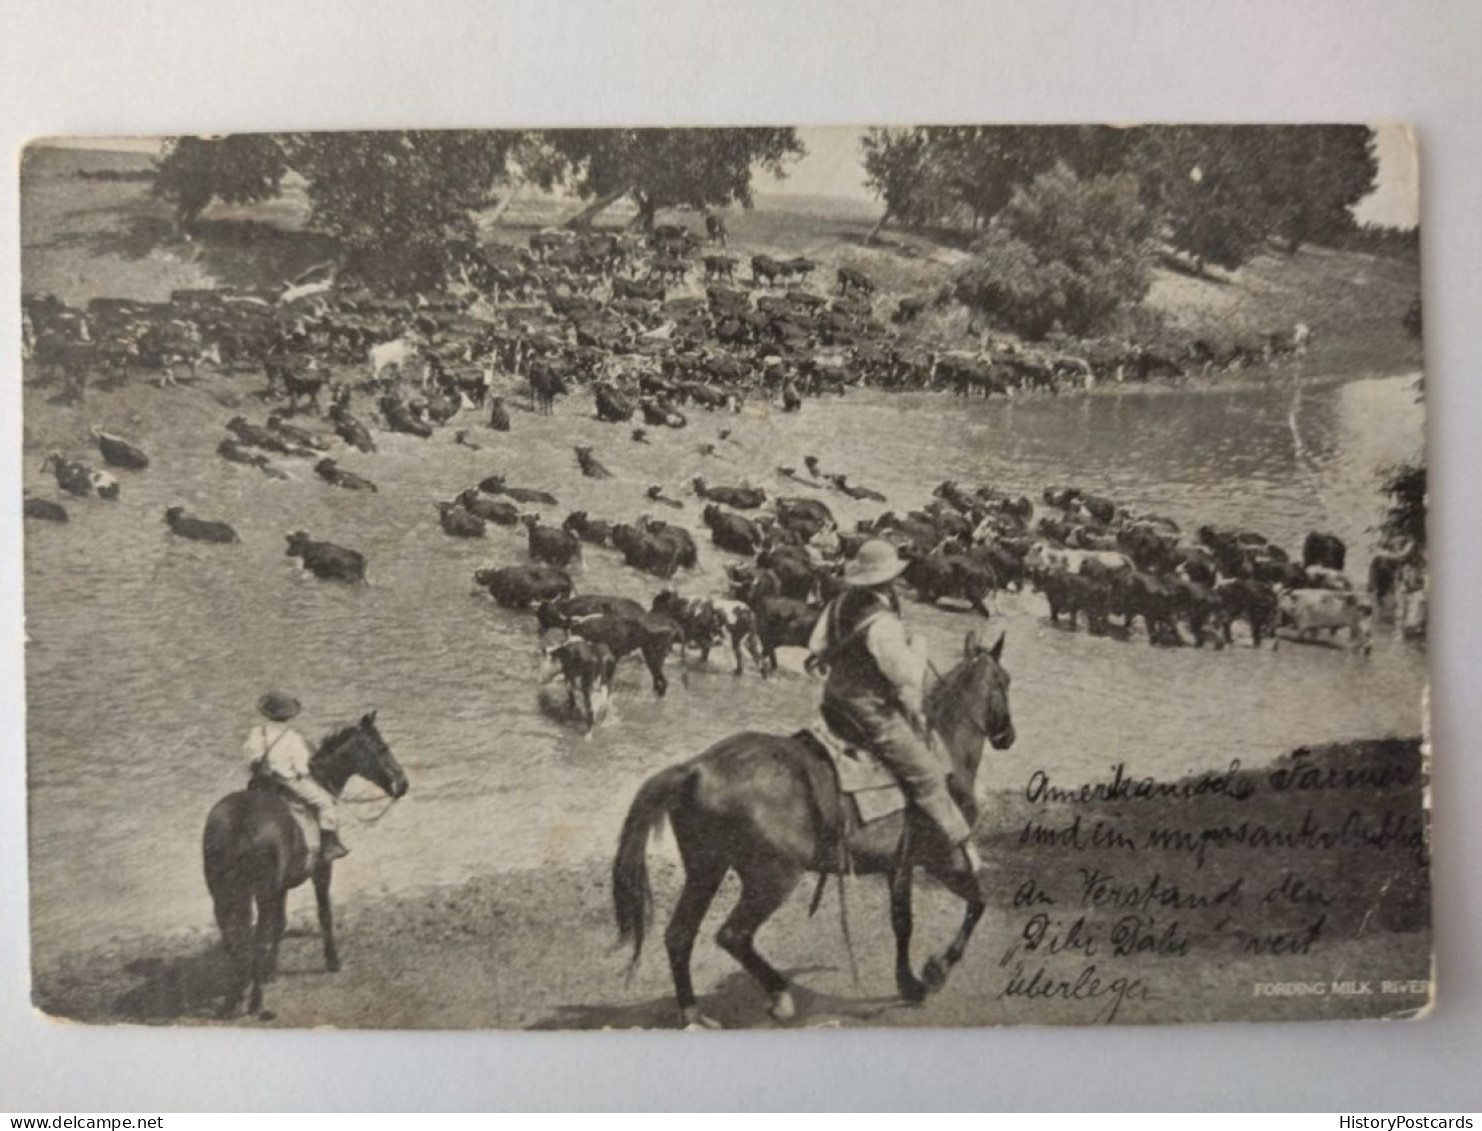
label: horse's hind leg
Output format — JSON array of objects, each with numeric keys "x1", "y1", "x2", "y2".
[
  {"x1": 664, "y1": 855, "x2": 727, "y2": 1028},
  {"x1": 716, "y1": 860, "x2": 801, "y2": 1022},
  {"x1": 313, "y1": 865, "x2": 340, "y2": 972},
  {"x1": 212, "y1": 891, "x2": 253, "y2": 1018}
]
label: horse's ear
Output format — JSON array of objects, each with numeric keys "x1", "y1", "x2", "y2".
[
  {"x1": 964, "y1": 630, "x2": 978, "y2": 656},
  {"x1": 362, "y1": 710, "x2": 377, "y2": 726},
  {"x1": 989, "y1": 631, "x2": 1005, "y2": 662}
]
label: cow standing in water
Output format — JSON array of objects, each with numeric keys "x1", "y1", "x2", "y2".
[{"x1": 705, "y1": 212, "x2": 728, "y2": 248}]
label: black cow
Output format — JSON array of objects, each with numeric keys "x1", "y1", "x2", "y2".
[
  {"x1": 474, "y1": 564, "x2": 573, "y2": 608},
  {"x1": 836, "y1": 266, "x2": 876, "y2": 297},
  {"x1": 1215, "y1": 578, "x2": 1279, "y2": 647},
  {"x1": 528, "y1": 361, "x2": 567, "y2": 415},
  {"x1": 455, "y1": 489, "x2": 521, "y2": 526},
  {"x1": 1302, "y1": 531, "x2": 1347, "y2": 572},
  {"x1": 574, "y1": 446, "x2": 613, "y2": 480},
  {"x1": 24, "y1": 497, "x2": 68, "y2": 523},
  {"x1": 562, "y1": 510, "x2": 615, "y2": 547},
  {"x1": 315, "y1": 458, "x2": 378, "y2": 492},
  {"x1": 480, "y1": 475, "x2": 558, "y2": 505},
  {"x1": 438, "y1": 502, "x2": 486, "y2": 538},
  {"x1": 536, "y1": 594, "x2": 646, "y2": 635},
  {"x1": 567, "y1": 612, "x2": 683, "y2": 697},
  {"x1": 1040, "y1": 571, "x2": 1111, "y2": 634},
  {"x1": 902, "y1": 553, "x2": 996, "y2": 618},
  {"x1": 165, "y1": 507, "x2": 238, "y2": 544},
  {"x1": 488, "y1": 396, "x2": 511, "y2": 432},
  {"x1": 693, "y1": 477, "x2": 765, "y2": 509},
  {"x1": 703, "y1": 504, "x2": 764, "y2": 554},
  {"x1": 611, "y1": 524, "x2": 685, "y2": 579},
  {"x1": 593, "y1": 382, "x2": 634, "y2": 423},
  {"x1": 329, "y1": 405, "x2": 376, "y2": 453},
  {"x1": 286, "y1": 532, "x2": 366, "y2": 583},
  {"x1": 523, "y1": 515, "x2": 581, "y2": 566},
  {"x1": 750, "y1": 596, "x2": 822, "y2": 673}
]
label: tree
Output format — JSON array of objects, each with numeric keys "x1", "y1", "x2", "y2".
[
  {"x1": 859, "y1": 127, "x2": 952, "y2": 237},
  {"x1": 544, "y1": 128, "x2": 804, "y2": 229},
  {"x1": 1259, "y1": 126, "x2": 1379, "y2": 252},
  {"x1": 286, "y1": 131, "x2": 523, "y2": 287},
  {"x1": 152, "y1": 135, "x2": 288, "y2": 234},
  {"x1": 952, "y1": 163, "x2": 1154, "y2": 339}
]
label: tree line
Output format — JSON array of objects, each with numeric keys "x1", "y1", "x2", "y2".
[
  {"x1": 862, "y1": 125, "x2": 1379, "y2": 338},
  {"x1": 152, "y1": 130, "x2": 804, "y2": 287}
]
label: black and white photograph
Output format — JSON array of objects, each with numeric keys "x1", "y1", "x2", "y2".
[{"x1": 20, "y1": 123, "x2": 1429, "y2": 1032}]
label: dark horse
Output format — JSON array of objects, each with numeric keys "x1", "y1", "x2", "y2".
[
  {"x1": 201, "y1": 712, "x2": 408, "y2": 1018},
  {"x1": 613, "y1": 631, "x2": 1015, "y2": 1028}
]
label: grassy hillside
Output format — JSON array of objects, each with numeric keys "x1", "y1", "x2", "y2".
[{"x1": 22, "y1": 147, "x2": 1422, "y2": 381}]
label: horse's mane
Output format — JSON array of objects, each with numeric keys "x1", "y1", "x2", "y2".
[
  {"x1": 313, "y1": 719, "x2": 362, "y2": 759},
  {"x1": 925, "y1": 652, "x2": 981, "y2": 726}
]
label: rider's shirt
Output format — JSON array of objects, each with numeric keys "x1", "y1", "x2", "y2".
[
  {"x1": 244, "y1": 723, "x2": 314, "y2": 780},
  {"x1": 808, "y1": 589, "x2": 929, "y2": 716}
]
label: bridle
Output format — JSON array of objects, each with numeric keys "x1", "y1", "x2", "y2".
[{"x1": 928, "y1": 657, "x2": 1013, "y2": 749}]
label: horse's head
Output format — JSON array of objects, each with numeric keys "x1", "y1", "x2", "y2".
[
  {"x1": 929, "y1": 631, "x2": 1015, "y2": 783},
  {"x1": 315, "y1": 711, "x2": 409, "y2": 800}
]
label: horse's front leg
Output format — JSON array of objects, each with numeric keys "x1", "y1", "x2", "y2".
[
  {"x1": 890, "y1": 841, "x2": 928, "y2": 1003},
  {"x1": 922, "y1": 863, "x2": 988, "y2": 995},
  {"x1": 313, "y1": 863, "x2": 340, "y2": 972}
]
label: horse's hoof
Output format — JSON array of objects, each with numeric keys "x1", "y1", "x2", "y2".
[
  {"x1": 326, "y1": 957, "x2": 341, "y2": 973},
  {"x1": 769, "y1": 990, "x2": 797, "y2": 1023},
  {"x1": 898, "y1": 977, "x2": 928, "y2": 1004},
  {"x1": 681, "y1": 1007, "x2": 722, "y2": 1030},
  {"x1": 257, "y1": 1009, "x2": 277, "y2": 1022},
  {"x1": 922, "y1": 955, "x2": 949, "y2": 994}
]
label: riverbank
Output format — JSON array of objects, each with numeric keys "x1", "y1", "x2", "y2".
[{"x1": 33, "y1": 738, "x2": 1429, "y2": 1029}]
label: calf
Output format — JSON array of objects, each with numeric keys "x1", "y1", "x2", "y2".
[
  {"x1": 567, "y1": 612, "x2": 683, "y2": 697},
  {"x1": 285, "y1": 531, "x2": 366, "y2": 583},
  {"x1": 574, "y1": 446, "x2": 613, "y2": 480},
  {"x1": 1274, "y1": 589, "x2": 1372, "y2": 652},
  {"x1": 540, "y1": 639, "x2": 617, "y2": 733},
  {"x1": 164, "y1": 506, "x2": 238, "y2": 544}
]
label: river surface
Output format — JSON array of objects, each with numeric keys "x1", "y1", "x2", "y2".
[{"x1": 24, "y1": 372, "x2": 1427, "y2": 955}]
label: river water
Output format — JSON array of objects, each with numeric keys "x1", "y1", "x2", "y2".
[{"x1": 23, "y1": 372, "x2": 1427, "y2": 955}]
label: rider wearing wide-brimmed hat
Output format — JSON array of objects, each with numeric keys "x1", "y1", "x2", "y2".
[
  {"x1": 807, "y1": 540, "x2": 982, "y2": 879},
  {"x1": 244, "y1": 691, "x2": 349, "y2": 860}
]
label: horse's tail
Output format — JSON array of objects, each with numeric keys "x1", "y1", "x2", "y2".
[{"x1": 612, "y1": 763, "x2": 694, "y2": 972}]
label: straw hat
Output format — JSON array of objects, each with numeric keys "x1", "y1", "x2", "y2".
[
  {"x1": 257, "y1": 691, "x2": 302, "y2": 722},
  {"x1": 843, "y1": 539, "x2": 909, "y2": 587}
]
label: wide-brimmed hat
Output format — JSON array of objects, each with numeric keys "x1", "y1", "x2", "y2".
[
  {"x1": 258, "y1": 691, "x2": 301, "y2": 722},
  {"x1": 844, "y1": 539, "x2": 909, "y2": 587}
]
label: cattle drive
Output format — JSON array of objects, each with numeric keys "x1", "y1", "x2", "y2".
[{"x1": 21, "y1": 151, "x2": 1422, "y2": 1037}]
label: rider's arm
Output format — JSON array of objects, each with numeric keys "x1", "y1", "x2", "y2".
[
  {"x1": 806, "y1": 603, "x2": 832, "y2": 660},
  {"x1": 866, "y1": 614, "x2": 927, "y2": 716}
]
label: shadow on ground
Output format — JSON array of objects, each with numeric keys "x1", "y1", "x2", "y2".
[{"x1": 527, "y1": 965, "x2": 908, "y2": 1031}]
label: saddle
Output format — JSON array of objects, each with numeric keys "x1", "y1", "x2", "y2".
[
  {"x1": 248, "y1": 769, "x2": 322, "y2": 867},
  {"x1": 791, "y1": 726, "x2": 908, "y2": 827}
]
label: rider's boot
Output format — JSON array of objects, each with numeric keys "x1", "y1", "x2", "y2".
[{"x1": 320, "y1": 830, "x2": 350, "y2": 861}]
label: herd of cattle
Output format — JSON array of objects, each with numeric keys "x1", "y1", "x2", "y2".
[
  {"x1": 21, "y1": 215, "x2": 1409, "y2": 733},
  {"x1": 23, "y1": 212, "x2": 1317, "y2": 423}
]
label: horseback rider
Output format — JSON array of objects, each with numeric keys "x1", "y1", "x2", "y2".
[
  {"x1": 806, "y1": 540, "x2": 983, "y2": 878},
  {"x1": 245, "y1": 691, "x2": 349, "y2": 861}
]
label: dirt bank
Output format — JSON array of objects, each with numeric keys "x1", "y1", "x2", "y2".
[{"x1": 33, "y1": 739, "x2": 1430, "y2": 1030}]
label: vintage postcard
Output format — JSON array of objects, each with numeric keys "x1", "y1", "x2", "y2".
[{"x1": 21, "y1": 125, "x2": 1428, "y2": 1030}]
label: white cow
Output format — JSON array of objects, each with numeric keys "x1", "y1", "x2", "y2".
[
  {"x1": 368, "y1": 336, "x2": 423, "y2": 383},
  {"x1": 1275, "y1": 588, "x2": 1372, "y2": 652}
]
